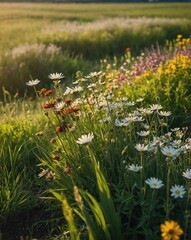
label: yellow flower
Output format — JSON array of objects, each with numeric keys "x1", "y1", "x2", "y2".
[{"x1": 160, "y1": 220, "x2": 183, "y2": 240}]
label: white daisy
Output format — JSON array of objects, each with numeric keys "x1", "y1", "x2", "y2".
[
  {"x1": 128, "y1": 164, "x2": 142, "y2": 172},
  {"x1": 48, "y1": 72, "x2": 65, "y2": 80},
  {"x1": 54, "y1": 101, "x2": 65, "y2": 110},
  {"x1": 76, "y1": 133, "x2": 94, "y2": 145},
  {"x1": 26, "y1": 79, "x2": 40, "y2": 86},
  {"x1": 149, "y1": 104, "x2": 163, "y2": 111},
  {"x1": 136, "y1": 98, "x2": 144, "y2": 102},
  {"x1": 145, "y1": 177, "x2": 164, "y2": 189},
  {"x1": 137, "y1": 107, "x2": 153, "y2": 115},
  {"x1": 135, "y1": 143, "x2": 149, "y2": 152},
  {"x1": 137, "y1": 131, "x2": 150, "y2": 137},
  {"x1": 38, "y1": 168, "x2": 49, "y2": 178},
  {"x1": 161, "y1": 146, "x2": 180, "y2": 158},
  {"x1": 158, "y1": 111, "x2": 171, "y2": 117},
  {"x1": 182, "y1": 169, "x2": 191, "y2": 179},
  {"x1": 170, "y1": 185, "x2": 186, "y2": 198}
]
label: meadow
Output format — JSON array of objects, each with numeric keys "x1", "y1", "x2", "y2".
[
  {"x1": 0, "y1": 3, "x2": 191, "y2": 240},
  {"x1": 0, "y1": 2, "x2": 191, "y2": 98}
]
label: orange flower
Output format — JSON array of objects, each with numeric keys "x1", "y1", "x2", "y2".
[
  {"x1": 160, "y1": 220, "x2": 183, "y2": 240},
  {"x1": 45, "y1": 90, "x2": 54, "y2": 96}
]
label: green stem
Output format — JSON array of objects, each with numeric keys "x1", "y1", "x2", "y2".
[
  {"x1": 184, "y1": 183, "x2": 191, "y2": 240},
  {"x1": 166, "y1": 159, "x2": 171, "y2": 219}
]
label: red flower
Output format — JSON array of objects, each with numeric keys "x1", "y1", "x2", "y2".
[
  {"x1": 56, "y1": 126, "x2": 63, "y2": 132},
  {"x1": 44, "y1": 100, "x2": 56, "y2": 109},
  {"x1": 52, "y1": 154, "x2": 60, "y2": 160},
  {"x1": 45, "y1": 90, "x2": 54, "y2": 96},
  {"x1": 65, "y1": 98, "x2": 73, "y2": 105}
]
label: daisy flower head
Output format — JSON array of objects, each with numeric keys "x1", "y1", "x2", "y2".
[
  {"x1": 158, "y1": 111, "x2": 171, "y2": 117},
  {"x1": 128, "y1": 164, "x2": 142, "y2": 172},
  {"x1": 135, "y1": 143, "x2": 149, "y2": 152},
  {"x1": 48, "y1": 72, "x2": 65, "y2": 80},
  {"x1": 161, "y1": 146, "x2": 180, "y2": 159},
  {"x1": 137, "y1": 130, "x2": 150, "y2": 137},
  {"x1": 160, "y1": 220, "x2": 183, "y2": 240},
  {"x1": 149, "y1": 104, "x2": 162, "y2": 111},
  {"x1": 170, "y1": 185, "x2": 186, "y2": 199},
  {"x1": 76, "y1": 133, "x2": 94, "y2": 145},
  {"x1": 182, "y1": 168, "x2": 191, "y2": 179},
  {"x1": 145, "y1": 177, "x2": 164, "y2": 189},
  {"x1": 54, "y1": 101, "x2": 65, "y2": 110},
  {"x1": 26, "y1": 79, "x2": 40, "y2": 86}
]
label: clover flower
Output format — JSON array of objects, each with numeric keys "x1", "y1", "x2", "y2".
[
  {"x1": 76, "y1": 133, "x2": 94, "y2": 145},
  {"x1": 182, "y1": 168, "x2": 191, "y2": 179},
  {"x1": 26, "y1": 79, "x2": 40, "y2": 86},
  {"x1": 160, "y1": 220, "x2": 183, "y2": 240},
  {"x1": 48, "y1": 72, "x2": 65, "y2": 80},
  {"x1": 145, "y1": 177, "x2": 164, "y2": 189},
  {"x1": 170, "y1": 185, "x2": 186, "y2": 199}
]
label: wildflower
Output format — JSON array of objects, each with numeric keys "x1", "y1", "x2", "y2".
[
  {"x1": 160, "y1": 220, "x2": 183, "y2": 240},
  {"x1": 48, "y1": 72, "x2": 65, "y2": 80},
  {"x1": 50, "y1": 137, "x2": 56, "y2": 144},
  {"x1": 149, "y1": 104, "x2": 162, "y2": 111},
  {"x1": 35, "y1": 131, "x2": 43, "y2": 136},
  {"x1": 171, "y1": 128, "x2": 180, "y2": 132},
  {"x1": 137, "y1": 130, "x2": 150, "y2": 137},
  {"x1": 52, "y1": 155, "x2": 60, "y2": 160},
  {"x1": 182, "y1": 169, "x2": 191, "y2": 179},
  {"x1": 76, "y1": 133, "x2": 94, "y2": 145},
  {"x1": 26, "y1": 79, "x2": 40, "y2": 86},
  {"x1": 38, "y1": 88, "x2": 46, "y2": 95},
  {"x1": 45, "y1": 90, "x2": 54, "y2": 96},
  {"x1": 136, "y1": 98, "x2": 144, "y2": 102},
  {"x1": 56, "y1": 126, "x2": 63, "y2": 132},
  {"x1": 46, "y1": 171, "x2": 55, "y2": 180},
  {"x1": 137, "y1": 107, "x2": 153, "y2": 115},
  {"x1": 54, "y1": 101, "x2": 65, "y2": 110},
  {"x1": 158, "y1": 111, "x2": 171, "y2": 117},
  {"x1": 170, "y1": 185, "x2": 186, "y2": 199},
  {"x1": 38, "y1": 168, "x2": 49, "y2": 178},
  {"x1": 161, "y1": 146, "x2": 180, "y2": 158},
  {"x1": 171, "y1": 140, "x2": 182, "y2": 148},
  {"x1": 145, "y1": 177, "x2": 164, "y2": 189},
  {"x1": 44, "y1": 101, "x2": 56, "y2": 109},
  {"x1": 128, "y1": 164, "x2": 142, "y2": 172},
  {"x1": 135, "y1": 143, "x2": 149, "y2": 152},
  {"x1": 63, "y1": 162, "x2": 72, "y2": 175},
  {"x1": 65, "y1": 98, "x2": 73, "y2": 104}
]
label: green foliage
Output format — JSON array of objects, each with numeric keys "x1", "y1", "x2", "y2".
[{"x1": 0, "y1": 47, "x2": 93, "y2": 98}]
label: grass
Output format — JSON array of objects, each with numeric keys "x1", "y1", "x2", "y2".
[
  {"x1": 1, "y1": 35, "x2": 191, "y2": 239},
  {"x1": 0, "y1": 3, "x2": 191, "y2": 239},
  {"x1": 0, "y1": 2, "x2": 191, "y2": 49}
]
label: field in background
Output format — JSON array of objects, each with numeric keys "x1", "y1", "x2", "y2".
[
  {"x1": 0, "y1": 2, "x2": 191, "y2": 99},
  {"x1": 0, "y1": 2, "x2": 191, "y2": 49}
]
